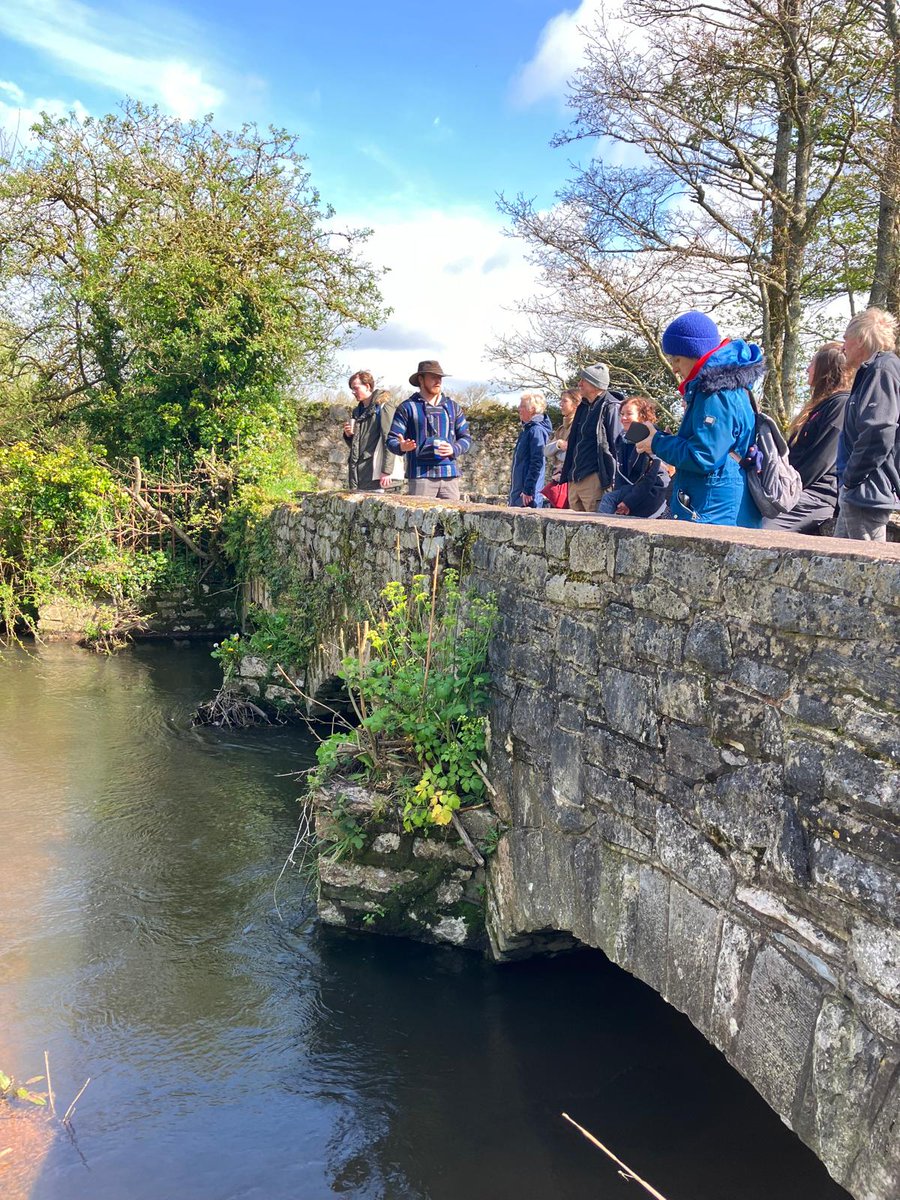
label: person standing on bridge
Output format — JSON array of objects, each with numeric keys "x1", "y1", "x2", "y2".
[
  {"x1": 387, "y1": 360, "x2": 471, "y2": 501},
  {"x1": 342, "y1": 370, "x2": 402, "y2": 492},
  {"x1": 559, "y1": 363, "x2": 625, "y2": 512}
]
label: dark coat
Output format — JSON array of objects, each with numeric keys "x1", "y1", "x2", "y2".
[
  {"x1": 614, "y1": 443, "x2": 670, "y2": 518},
  {"x1": 560, "y1": 391, "x2": 625, "y2": 488},
  {"x1": 509, "y1": 414, "x2": 552, "y2": 506},
  {"x1": 789, "y1": 390, "x2": 849, "y2": 504},
  {"x1": 344, "y1": 392, "x2": 397, "y2": 490},
  {"x1": 838, "y1": 352, "x2": 900, "y2": 510}
]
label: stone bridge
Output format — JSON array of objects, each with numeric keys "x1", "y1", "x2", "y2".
[{"x1": 261, "y1": 492, "x2": 899, "y2": 1200}]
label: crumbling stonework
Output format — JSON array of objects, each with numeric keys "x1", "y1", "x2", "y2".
[{"x1": 252, "y1": 493, "x2": 899, "y2": 1200}]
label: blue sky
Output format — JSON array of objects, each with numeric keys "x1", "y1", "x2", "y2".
[{"x1": 0, "y1": 0, "x2": 605, "y2": 386}]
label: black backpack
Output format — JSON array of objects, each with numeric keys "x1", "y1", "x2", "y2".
[{"x1": 737, "y1": 391, "x2": 803, "y2": 518}]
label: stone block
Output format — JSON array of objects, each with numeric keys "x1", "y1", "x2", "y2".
[
  {"x1": 849, "y1": 920, "x2": 900, "y2": 1003},
  {"x1": 555, "y1": 614, "x2": 598, "y2": 670},
  {"x1": 798, "y1": 997, "x2": 886, "y2": 1186},
  {"x1": 372, "y1": 833, "x2": 401, "y2": 854},
  {"x1": 239, "y1": 654, "x2": 270, "y2": 679},
  {"x1": 412, "y1": 839, "x2": 475, "y2": 867},
  {"x1": 842, "y1": 701, "x2": 900, "y2": 764},
  {"x1": 824, "y1": 745, "x2": 900, "y2": 818},
  {"x1": 710, "y1": 918, "x2": 757, "y2": 1051},
  {"x1": 730, "y1": 656, "x2": 792, "y2": 699},
  {"x1": 848, "y1": 1068, "x2": 900, "y2": 1200},
  {"x1": 629, "y1": 863, "x2": 670, "y2": 992},
  {"x1": 684, "y1": 617, "x2": 732, "y2": 674},
  {"x1": 812, "y1": 839, "x2": 900, "y2": 923},
  {"x1": 599, "y1": 667, "x2": 661, "y2": 747},
  {"x1": 656, "y1": 670, "x2": 708, "y2": 725},
  {"x1": 652, "y1": 543, "x2": 724, "y2": 601},
  {"x1": 614, "y1": 532, "x2": 651, "y2": 581},
  {"x1": 734, "y1": 942, "x2": 824, "y2": 1122},
  {"x1": 318, "y1": 860, "x2": 418, "y2": 896},
  {"x1": 784, "y1": 737, "x2": 828, "y2": 800},
  {"x1": 665, "y1": 882, "x2": 721, "y2": 1029},
  {"x1": 512, "y1": 511, "x2": 546, "y2": 550},
  {"x1": 544, "y1": 519, "x2": 570, "y2": 562},
  {"x1": 662, "y1": 721, "x2": 724, "y2": 783},
  {"x1": 568, "y1": 524, "x2": 614, "y2": 579},
  {"x1": 709, "y1": 684, "x2": 784, "y2": 759},
  {"x1": 808, "y1": 644, "x2": 900, "y2": 711},
  {"x1": 629, "y1": 615, "x2": 685, "y2": 667},
  {"x1": 628, "y1": 582, "x2": 691, "y2": 621},
  {"x1": 545, "y1": 574, "x2": 608, "y2": 609},
  {"x1": 583, "y1": 725, "x2": 662, "y2": 788},
  {"x1": 593, "y1": 809, "x2": 654, "y2": 858},
  {"x1": 655, "y1": 805, "x2": 735, "y2": 903}
]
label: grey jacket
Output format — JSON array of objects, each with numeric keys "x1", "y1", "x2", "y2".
[{"x1": 839, "y1": 351, "x2": 900, "y2": 510}]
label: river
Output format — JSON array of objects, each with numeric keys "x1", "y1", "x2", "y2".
[{"x1": 0, "y1": 642, "x2": 850, "y2": 1199}]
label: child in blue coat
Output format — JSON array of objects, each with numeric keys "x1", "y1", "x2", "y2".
[{"x1": 635, "y1": 312, "x2": 763, "y2": 527}]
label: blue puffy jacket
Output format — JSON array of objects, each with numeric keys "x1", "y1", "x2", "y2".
[
  {"x1": 652, "y1": 340, "x2": 764, "y2": 527},
  {"x1": 509, "y1": 414, "x2": 552, "y2": 506}
]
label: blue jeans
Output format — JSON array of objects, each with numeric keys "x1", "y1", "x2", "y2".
[{"x1": 597, "y1": 486, "x2": 629, "y2": 514}]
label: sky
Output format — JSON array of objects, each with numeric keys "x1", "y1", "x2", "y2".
[{"x1": 0, "y1": 0, "x2": 608, "y2": 390}]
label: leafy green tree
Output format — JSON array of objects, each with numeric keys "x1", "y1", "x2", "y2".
[{"x1": 0, "y1": 100, "x2": 387, "y2": 465}]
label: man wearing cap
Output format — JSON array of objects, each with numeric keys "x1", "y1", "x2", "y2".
[
  {"x1": 386, "y1": 360, "x2": 471, "y2": 500},
  {"x1": 559, "y1": 363, "x2": 625, "y2": 511}
]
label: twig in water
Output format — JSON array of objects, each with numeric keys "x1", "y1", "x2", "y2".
[
  {"x1": 62, "y1": 1077, "x2": 91, "y2": 1125},
  {"x1": 561, "y1": 1112, "x2": 671, "y2": 1200},
  {"x1": 44, "y1": 1049, "x2": 56, "y2": 1117}
]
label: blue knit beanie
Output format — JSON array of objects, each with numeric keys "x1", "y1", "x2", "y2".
[{"x1": 662, "y1": 312, "x2": 721, "y2": 359}]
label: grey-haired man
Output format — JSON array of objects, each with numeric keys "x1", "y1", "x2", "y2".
[{"x1": 560, "y1": 363, "x2": 625, "y2": 511}]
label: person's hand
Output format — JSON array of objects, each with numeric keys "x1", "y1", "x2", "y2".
[
  {"x1": 615, "y1": 502, "x2": 631, "y2": 515},
  {"x1": 634, "y1": 423, "x2": 657, "y2": 455},
  {"x1": 342, "y1": 421, "x2": 354, "y2": 437},
  {"x1": 379, "y1": 474, "x2": 392, "y2": 489},
  {"x1": 434, "y1": 439, "x2": 453, "y2": 458},
  {"x1": 557, "y1": 438, "x2": 568, "y2": 452},
  {"x1": 399, "y1": 437, "x2": 416, "y2": 452},
  {"x1": 521, "y1": 493, "x2": 532, "y2": 506}
]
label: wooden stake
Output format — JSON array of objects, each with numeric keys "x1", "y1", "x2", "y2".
[
  {"x1": 562, "y1": 1113, "x2": 671, "y2": 1200},
  {"x1": 43, "y1": 1050, "x2": 55, "y2": 1117}
]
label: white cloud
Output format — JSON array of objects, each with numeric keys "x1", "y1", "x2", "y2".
[
  {"x1": 0, "y1": 91, "x2": 91, "y2": 142},
  {"x1": 512, "y1": 0, "x2": 603, "y2": 107},
  {"x1": 0, "y1": 0, "x2": 224, "y2": 119},
  {"x1": 0, "y1": 80, "x2": 25, "y2": 103},
  {"x1": 339, "y1": 207, "x2": 544, "y2": 387}
]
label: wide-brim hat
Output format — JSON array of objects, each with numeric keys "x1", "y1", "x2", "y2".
[{"x1": 409, "y1": 359, "x2": 449, "y2": 387}]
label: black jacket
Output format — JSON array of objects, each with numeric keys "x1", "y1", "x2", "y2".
[
  {"x1": 788, "y1": 390, "x2": 849, "y2": 505},
  {"x1": 560, "y1": 390, "x2": 625, "y2": 489},
  {"x1": 615, "y1": 443, "x2": 670, "y2": 517},
  {"x1": 839, "y1": 352, "x2": 900, "y2": 510}
]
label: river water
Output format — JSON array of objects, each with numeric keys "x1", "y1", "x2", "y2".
[{"x1": 0, "y1": 643, "x2": 850, "y2": 1200}]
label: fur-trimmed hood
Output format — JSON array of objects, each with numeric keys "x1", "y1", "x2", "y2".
[{"x1": 692, "y1": 339, "x2": 766, "y2": 395}]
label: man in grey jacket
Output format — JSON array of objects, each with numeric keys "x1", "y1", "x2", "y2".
[{"x1": 835, "y1": 308, "x2": 900, "y2": 542}]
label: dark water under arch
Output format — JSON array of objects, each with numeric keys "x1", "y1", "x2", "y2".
[{"x1": 0, "y1": 642, "x2": 849, "y2": 1200}]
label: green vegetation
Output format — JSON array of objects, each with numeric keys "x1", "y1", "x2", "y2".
[
  {"x1": 313, "y1": 570, "x2": 497, "y2": 832},
  {"x1": 0, "y1": 100, "x2": 384, "y2": 643},
  {"x1": 0, "y1": 1069, "x2": 47, "y2": 1108}
]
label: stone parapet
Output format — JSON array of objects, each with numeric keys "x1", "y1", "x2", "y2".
[{"x1": 256, "y1": 493, "x2": 899, "y2": 1200}]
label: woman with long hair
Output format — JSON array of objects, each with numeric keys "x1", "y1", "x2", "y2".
[{"x1": 762, "y1": 342, "x2": 854, "y2": 532}]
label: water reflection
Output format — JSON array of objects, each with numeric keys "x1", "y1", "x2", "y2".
[{"x1": 0, "y1": 643, "x2": 849, "y2": 1200}]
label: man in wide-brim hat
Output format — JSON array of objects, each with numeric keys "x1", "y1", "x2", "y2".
[{"x1": 386, "y1": 359, "x2": 472, "y2": 500}]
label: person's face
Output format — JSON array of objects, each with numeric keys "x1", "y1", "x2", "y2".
[
  {"x1": 560, "y1": 394, "x2": 577, "y2": 419},
  {"x1": 842, "y1": 331, "x2": 868, "y2": 371},
  {"x1": 419, "y1": 372, "x2": 443, "y2": 399},
  {"x1": 350, "y1": 377, "x2": 373, "y2": 405},
  {"x1": 620, "y1": 402, "x2": 640, "y2": 432},
  {"x1": 806, "y1": 360, "x2": 816, "y2": 390},
  {"x1": 518, "y1": 398, "x2": 534, "y2": 423},
  {"x1": 666, "y1": 354, "x2": 695, "y2": 382},
  {"x1": 578, "y1": 379, "x2": 601, "y2": 401}
]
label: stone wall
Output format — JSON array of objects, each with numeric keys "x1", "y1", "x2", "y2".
[
  {"x1": 296, "y1": 399, "x2": 521, "y2": 499},
  {"x1": 38, "y1": 576, "x2": 238, "y2": 640},
  {"x1": 253, "y1": 492, "x2": 899, "y2": 1200}
]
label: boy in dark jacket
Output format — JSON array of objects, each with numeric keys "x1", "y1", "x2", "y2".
[
  {"x1": 835, "y1": 308, "x2": 900, "y2": 542},
  {"x1": 343, "y1": 370, "x2": 398, "y2": 491},
  {"x1": 509, "y1": 393, "x2": 552, "y2": 507}
]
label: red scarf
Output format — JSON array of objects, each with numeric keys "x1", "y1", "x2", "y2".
[{"x1": 677, "y1": 338, "x2": 730, "y2": 396}]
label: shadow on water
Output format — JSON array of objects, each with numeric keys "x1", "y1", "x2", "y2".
[{"x1": 0, "y1": 643, "x2": 849, "y2": 1200}]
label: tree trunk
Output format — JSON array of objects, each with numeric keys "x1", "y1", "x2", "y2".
[{"x1": 870, "y1": 0, "x2": 900, "y2": 314}]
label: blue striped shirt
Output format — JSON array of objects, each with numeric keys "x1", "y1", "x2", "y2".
[{"x1": 386, "y1": 393, "x2": 472, "y2": 479}]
